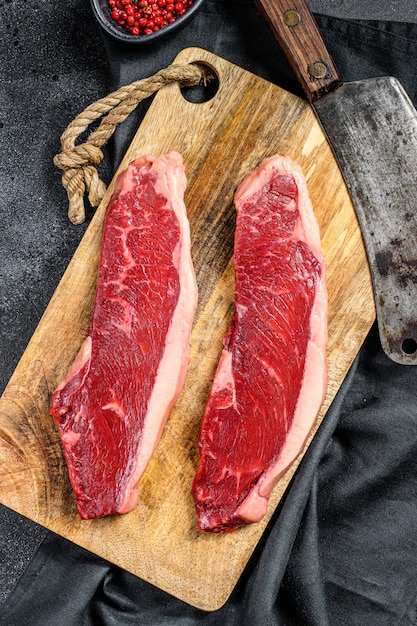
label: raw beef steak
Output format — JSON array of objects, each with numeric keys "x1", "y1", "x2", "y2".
[
  {"x1": 192, "y1": 155, "x2": 327, "y2": 533},
  {"x1": 51, "y1": 151, "x2": 197, "y2": 519}
]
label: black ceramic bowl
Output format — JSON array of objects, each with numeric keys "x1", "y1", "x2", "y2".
[{"x1": 91, "y1": 0, "x2": 205, "y2": 44}]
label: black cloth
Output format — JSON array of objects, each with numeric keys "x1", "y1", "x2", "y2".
[{"x1": 2, "y1": 2, "x2": 417, "y2": 624}]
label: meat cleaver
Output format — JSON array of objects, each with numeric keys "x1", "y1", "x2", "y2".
[{"x1": 255, "y1": 0, "x2": 417, "y2": 365}]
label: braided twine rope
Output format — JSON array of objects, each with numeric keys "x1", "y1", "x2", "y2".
[{"x1": 53, "y1": 63, "x2": 206, "y2": 224}]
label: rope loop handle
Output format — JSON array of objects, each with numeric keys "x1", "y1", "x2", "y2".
[{"x1": 53, "y1": 62, "x2": 207, "y2": 224}]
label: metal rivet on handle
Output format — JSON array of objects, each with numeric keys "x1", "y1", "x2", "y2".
[
  {"x1": 308, "y1": 61, "x2": 329, "y2": 80},
  {"x1": 283, "y1": 9, "x2": 300, "y2": 26}
]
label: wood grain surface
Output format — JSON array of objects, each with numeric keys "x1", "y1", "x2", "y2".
[{"x1": 0, "y1": 48, "x2": 375, "y2": 611}]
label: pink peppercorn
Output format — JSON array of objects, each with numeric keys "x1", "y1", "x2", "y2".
[{"x1": 107, "y1": 0, "x2": 195, "y2": 35}]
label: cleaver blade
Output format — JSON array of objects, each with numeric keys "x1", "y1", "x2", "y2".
[{"x1": 255, "y1": 0, "x2": 417, "y2": 364}]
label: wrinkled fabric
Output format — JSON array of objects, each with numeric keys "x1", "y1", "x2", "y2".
[{"x1": 2, "y1": 2, "x2": 417, "y2": 625}]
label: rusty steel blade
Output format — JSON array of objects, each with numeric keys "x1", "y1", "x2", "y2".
[{"x1": 314, "y1": 77, "x2": 417, "y2": 364}]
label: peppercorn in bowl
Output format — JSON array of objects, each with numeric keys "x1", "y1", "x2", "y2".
[{"x1": 91, "y1": 0, "x2": 205, "y2": 43}]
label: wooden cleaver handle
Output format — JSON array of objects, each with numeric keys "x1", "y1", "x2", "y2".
[{"x1": 254, "y1": 0, "x2": 342, "y2": 101}]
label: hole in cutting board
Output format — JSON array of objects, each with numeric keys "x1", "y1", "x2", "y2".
[{"x1": 180, "y1": 62, "x2": 220, "y2": 103}]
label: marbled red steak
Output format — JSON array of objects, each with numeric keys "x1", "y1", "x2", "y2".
[
  {"x1": 192, "y1": 155, "x2": 327, "y2": 533},
  {"x1": 51, "y1": 151, "x2": 197, "y2": 519}
]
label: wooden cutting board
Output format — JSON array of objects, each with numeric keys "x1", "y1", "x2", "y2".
[{"x1": 0, "y1": 48, "x2": 375, "y2": 611}]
